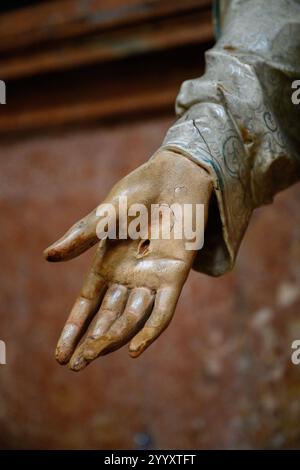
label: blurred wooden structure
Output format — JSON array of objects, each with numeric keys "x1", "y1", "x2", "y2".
[{"x1": 0, "y1": 0, "x2": 212, "y2": 134}]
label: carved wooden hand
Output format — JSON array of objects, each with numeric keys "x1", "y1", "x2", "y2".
[{"x1": 44, "y1": 150, "x2": 212, "y2": 371}]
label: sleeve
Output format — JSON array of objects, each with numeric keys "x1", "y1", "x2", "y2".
[{"x1": 158, "y1": 0, "x2": 300, "y2": 276}]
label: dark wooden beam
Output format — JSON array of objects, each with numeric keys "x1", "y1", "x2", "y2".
[
  {"x1": 0, "y1": 43, "x2": 211, "y2": 135},
  {"x1": 0, "y1": 1, "x2": 213, "y2": 134},
  {"x1": 0, "y1": 0, "x2": 211, "y2": 52},
  {"x1": 0, "y1": 10, "x2": 212, "y2": 79}
]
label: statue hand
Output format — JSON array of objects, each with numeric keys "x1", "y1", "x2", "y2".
[{"x1": 44, "y1": 150, "x2": 212, "y2": 371}]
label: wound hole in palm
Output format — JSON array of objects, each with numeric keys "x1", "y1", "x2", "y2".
[{"x1": 137, "y1": 239, "x2": 151, "y2": 258}]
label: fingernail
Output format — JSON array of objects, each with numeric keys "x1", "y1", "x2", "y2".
[
  {"x1": 69, "y1": 355, "x2": 88, "y2": 372},
  {"x1": 128, "y1": 348, "x2": 141, "y2": 358},
  {"x1": 43, "y1": 247, "x2": 61, "y2": 262},
  {"x1": 128, "y1": 344, "x2": 143, "y2": 358},
  {"x1": 55, "y1": 325, "x2": 79, "y2": 364},
  {"x1": 129, "y1": 337, "x2": 148, "y2": 358},
  {"x1": 55, "y1": 346, "x2": 69, "y2": 365},
  {"x1": 83, "y1": 338, "x2": 108, "y2": 360}
]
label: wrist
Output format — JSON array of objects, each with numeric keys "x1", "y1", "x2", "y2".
[{"x1": 151, "y1": 148, "x2": 213, "y2": 201}]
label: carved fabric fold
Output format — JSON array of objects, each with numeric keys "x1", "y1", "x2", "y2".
[{"x1": 160, "y1": 0, "x2": 300, "y2": 276}]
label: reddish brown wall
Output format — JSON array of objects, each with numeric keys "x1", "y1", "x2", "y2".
[{"x1": 0, "y1": 115, "x2": 300, "y2": 449}]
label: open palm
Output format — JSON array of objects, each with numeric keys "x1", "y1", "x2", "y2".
[{"x1": 44, "y1": 150, "x2": 212, "y2": 371}]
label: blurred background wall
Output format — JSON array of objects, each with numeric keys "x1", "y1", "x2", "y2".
[{"x1": 0, "y1": 0, "x2": 300, "y2": 450}]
